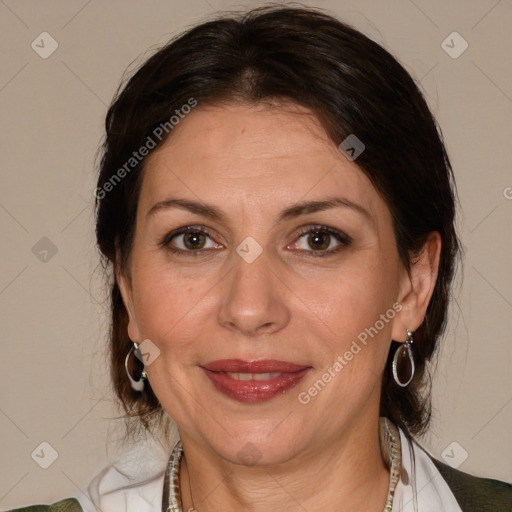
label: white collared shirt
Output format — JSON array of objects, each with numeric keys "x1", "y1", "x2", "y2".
[{"x1": 392, "y1": 428, "x2": 463, "y2": 511}]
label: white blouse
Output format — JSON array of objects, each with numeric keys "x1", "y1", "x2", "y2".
[
  {"x1": 392, "y1": 428, "x2": 463, "y2": 511},
  {"x1": 75, "y1": 420, "x2": 463, "y2": 512}
]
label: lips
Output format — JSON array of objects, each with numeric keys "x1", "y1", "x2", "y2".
[{"x1": 200, "y1": 359, "x2": 311, "y2": 403}]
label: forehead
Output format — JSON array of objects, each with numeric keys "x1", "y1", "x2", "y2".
[
  {"x1": 139, "y1": 102, "x2": 383, "y2": 220},
  {"x1": 159, "y1": 102, "x2": 332, "y2": 161}
]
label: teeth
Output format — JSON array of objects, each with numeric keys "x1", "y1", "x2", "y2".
[{"x1": 225, "y1": 372, "x2": 282, "y2": 381}]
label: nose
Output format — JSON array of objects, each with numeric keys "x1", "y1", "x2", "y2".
[{"x1": 217, "y1": 248, "x2": 291, "y2": 338}]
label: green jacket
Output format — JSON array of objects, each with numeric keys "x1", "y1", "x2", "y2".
[
  {"x1": 6, "y1": 458, "x2": 512, "y2": 512},
  {"x1": 432, "y1": 459, "x2": 511, "y2": 511},
  {"x1": 6, "y1": 499, "x2": 82, "y2": 512}
]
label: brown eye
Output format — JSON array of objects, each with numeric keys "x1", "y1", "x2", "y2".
[
  {"x1": 162, "y1": 226, "x2": 223, "y2": 256},
  {"x1": 182, "y1": 231, "x2": 207, "y2": 250},
  {"x1": 292, "y1": 226, "x2": 351, "y2": 256},
  {"x1": 307, "y1": 231, "x2": 331, "y2": 251}
]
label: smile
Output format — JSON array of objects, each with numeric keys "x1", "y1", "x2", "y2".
[{"x1": 200, "y1": 360, "x2": 311, "y2": 403}]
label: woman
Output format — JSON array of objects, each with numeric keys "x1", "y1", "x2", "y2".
[{"x1": 10, "y1": 5, "x2": 511, "y2": 512}]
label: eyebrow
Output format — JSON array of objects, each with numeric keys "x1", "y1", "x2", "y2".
[{"x1": 147, "y1": 197, "x2": 372, "y2": 223}]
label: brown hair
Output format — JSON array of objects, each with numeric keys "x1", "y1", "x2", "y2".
[{"x1": 95, "y1": 5, "x2": 460, "y2": 440}]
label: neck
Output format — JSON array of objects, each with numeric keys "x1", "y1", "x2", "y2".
[{"x1": 178, "y1": 413, "x2": 390, "y2": 512}]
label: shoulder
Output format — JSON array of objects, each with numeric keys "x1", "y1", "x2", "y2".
[
  {"x1": 5, "y1": 498, "x2": 83, "y2": 512},
  {"x1": 6, "y1": 435, "x2": 175, "y2": 512},
  {"x1": 430, "y1": 456, "x2": 512, "y2": 512}
]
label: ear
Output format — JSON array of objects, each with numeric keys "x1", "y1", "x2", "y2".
[
  {"x1": 115, "y1": 242, "x2": 142, "y2": 343},
  {"x1": 392, "y1": 231, "x2": 442, "y2": 342}
]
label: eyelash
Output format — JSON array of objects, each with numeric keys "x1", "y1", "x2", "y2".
[{"x1": 160, "y1": 224, "x2": 352, "y2": 258}]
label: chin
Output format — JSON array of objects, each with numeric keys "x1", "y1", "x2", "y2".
[{"x1": 208, "y1": 429, "x2": 305, "y2": 467}]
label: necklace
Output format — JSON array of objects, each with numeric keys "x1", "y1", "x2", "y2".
[{"x1": 163, "y1": 417, "x2": 402, "y2": 512}]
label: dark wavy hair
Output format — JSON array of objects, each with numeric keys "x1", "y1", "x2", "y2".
[{"x1": 95, "y1": 5, "x2": 460, "y2": 440}]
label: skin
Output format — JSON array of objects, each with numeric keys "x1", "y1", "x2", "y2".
[{"x1": 118, "y1": 101, "x2": 441, "y2": 511}]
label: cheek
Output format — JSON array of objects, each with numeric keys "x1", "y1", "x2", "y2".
[
  {"x1": 311, "y1": 255, "x2": 400, "y2": 378},
  {"x1": 129, "y1": 258, "x2": 213, "y2": 348},
  {"x1": 311, "y1": 256, "x2": 398, "y2": 333}
]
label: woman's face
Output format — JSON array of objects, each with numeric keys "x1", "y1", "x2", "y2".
[{"x1": 119, "y1": 102, "x2": 419, "y2": 465}]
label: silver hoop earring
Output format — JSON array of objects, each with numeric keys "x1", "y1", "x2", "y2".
[
  {"x1": 392, "y1": 329, "x2": 415, "y2": 387},
  {"x1": 124, "y1": 342, "x2": 148, "y2": 392}
]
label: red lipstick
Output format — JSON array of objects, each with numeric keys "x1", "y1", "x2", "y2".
[{"x1": 200, "y1": 359, "x2": 311, "y2": 403}]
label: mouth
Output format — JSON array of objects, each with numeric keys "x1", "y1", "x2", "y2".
[{"x1": 200, "y1": 359, "x2": 312, "y2": 403}]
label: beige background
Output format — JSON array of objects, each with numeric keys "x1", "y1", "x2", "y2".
[{"x1": 1, "y1": 0, "x2": 511, "y2": 507}]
